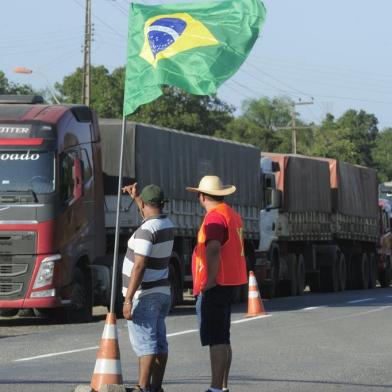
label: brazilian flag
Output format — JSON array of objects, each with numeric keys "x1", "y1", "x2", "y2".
[{"x1": 123, "y1": 0, "x2": 267, "y2": 116}]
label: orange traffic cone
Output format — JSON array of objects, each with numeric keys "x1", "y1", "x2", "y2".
[
  {"x1": 91, "y1": 312, "x2": 123, "y2": 392},
  {"x1": 245, "y1": 271, "x2": 267, "y2": 317}
]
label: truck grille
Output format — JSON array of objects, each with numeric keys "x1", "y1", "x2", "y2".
[
  {"x1": 0, "y1": 264, "x2": 28, "y2": 277},
  {"x1": 0, "y1": 255, "x2": 35, "y2": 300},
  {"x1": 0, "y1": 282, "x2": 23, "y2": 296},
  {"x1": 0, "y1": 231, "x2": 36, "y2": 255}
]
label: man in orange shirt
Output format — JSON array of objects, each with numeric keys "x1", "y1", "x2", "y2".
[{"x1": 186, "y1": 175, "x2": 248, "y2": 392}]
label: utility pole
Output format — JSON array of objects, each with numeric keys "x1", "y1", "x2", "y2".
[
  {"x1": 290, "y1": 99, "x2": 314, "y2": 154},
  {"x1": 82, "y1": 0, "x2": 91, "y2": 106}
]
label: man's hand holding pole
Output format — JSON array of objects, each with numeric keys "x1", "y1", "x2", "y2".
[{"x1": 122, "y1": 182, "x2": 143, "y2": 214}]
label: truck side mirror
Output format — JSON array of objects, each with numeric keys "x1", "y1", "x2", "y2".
[
  {"x1": 72, "y1": 157, "x2": 83, "y2": 201},
  {"x1": 269, "y1": 189, "x2": 282, "y2": 209}
]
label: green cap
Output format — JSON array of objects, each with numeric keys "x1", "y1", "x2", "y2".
[{"x1": 140, "y1": 184, "x2": 167, "y2": 205}]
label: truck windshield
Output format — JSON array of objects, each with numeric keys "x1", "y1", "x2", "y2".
[{"x1": 0, "y1": 151, "x2": 55, "y2": 194}]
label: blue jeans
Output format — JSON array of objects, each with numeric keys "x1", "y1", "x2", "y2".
[{"x1": 127, "y1": 293, "x2": 171, "y2": 357}]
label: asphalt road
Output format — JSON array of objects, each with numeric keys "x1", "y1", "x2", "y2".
[{"x1": 1, "y1": 287, "x2": 392, "y2": 392}]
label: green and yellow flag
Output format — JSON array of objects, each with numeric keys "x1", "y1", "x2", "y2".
[{"x1": 123, "y1": 0, "x2": 267, "y2": 116}]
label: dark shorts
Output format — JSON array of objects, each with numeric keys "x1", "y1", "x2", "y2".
[{"x1": 196, "y1": 285, "x2": 235, "y2": 347}]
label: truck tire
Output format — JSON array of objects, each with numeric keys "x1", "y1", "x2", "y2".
[
  {"x1": 65, "y1": 267, "x2": 93, "y2": 323},
  {"x1": 320, "y1": 257, "x2": 339, "y2": 293},
  {"x1": 0, "y1": 309, "x2": 18, "y2": 318},
  {"x1": 297, "y1": 255, "x2": 305, "y2": 295},
  {"x1": 338, "y1": 254, "x2": 347, "y2": 292},
  {"x1": 353, "y1": 254, "x2": 370, "y2": 290},
  {"x1": 260, "y1": 253, "x2": 279, "y2": 299},
  {"x1": 169, "y1": 263, "x2": 181, "y2": 310},
  {"x1": 368, "y1": 253, "x2": 377, "y2": 289},
  {"x1": 279, "y1": 253, "x2": 297, "y2": 297},
  {"x1": 308, "y1": 272, "x2": 321, "y2": 292},
  {"x1": 114, "y1": 261, "x2": 124, "y2": 319},
  {"x1": 33, "y1": 308, "x2": 56, "y2": 319},
  {"x1": 379, "y1": 256, "x2": 392, "y2": 288}
]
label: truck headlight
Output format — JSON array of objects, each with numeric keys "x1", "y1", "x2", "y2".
[{"x1": 32, "y1": 254, "x2": 61, "y2": 289}]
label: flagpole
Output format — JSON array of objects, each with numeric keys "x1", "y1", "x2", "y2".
[{"x1": 109, "y1": 115, "x2": 127, "y2": 313}]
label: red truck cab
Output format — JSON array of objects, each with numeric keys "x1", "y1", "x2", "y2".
[{"x1": 0, "y1": 95, "x2": 105, "y2": 322}]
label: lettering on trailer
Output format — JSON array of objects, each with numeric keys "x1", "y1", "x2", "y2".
[
  {"x1": 0, "y1": 125, "x2": 31, "y2": 137},
  {"x1": 0, "y1": 153, "x2": 40, "y2": 161}
]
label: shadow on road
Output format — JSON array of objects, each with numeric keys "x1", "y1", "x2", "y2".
[{"x1": 158, "y1": 374, "x2": 392, "y2": 389}]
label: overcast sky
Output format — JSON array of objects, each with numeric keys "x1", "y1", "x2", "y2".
[{"x1": 3, "y1": 0, "x2": 392, "y2": 129}]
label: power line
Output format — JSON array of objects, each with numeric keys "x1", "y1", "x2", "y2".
[
  {"x1": 252, "y1": 54, "x2": 392, "y2": 82},
  {"x1": 246, "y1": 60, "x2": 314, "y2": 98},
  {"x1": 106, "y1": 0, "x2": 128, "y2": 17},
  {"x1": 73, "y1": 0, "x2": 126, "y2": 39}
]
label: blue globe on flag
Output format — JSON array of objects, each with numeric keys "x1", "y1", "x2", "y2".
[{"x1": 147, "y1": 18, "x2": 187, "y2": 58}]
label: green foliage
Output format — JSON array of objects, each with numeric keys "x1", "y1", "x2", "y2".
[
  {"x1": 55, "y1": 65, "x2": 124, "y2": 117},
  {"x1": 310, "y1": 113, "x2": 359, "y2": 162},
  {"x1": 129, "y1": 86, "x2": 234, "y2": 135},
  {"x1": 310, "y1": 110, "x2": 379, "y2": 166},
  {"x1": 56, "y1": 67, "x2": 234, "y2": 134},
  {"x1": 216, "y1": 96, "x2": 313, "y2": 154},
  {"x1": 336, "y1": 109, "x2": 378, "y2": 166},
  {"x1": 372, "y1": 128, "x2": 392, "y2": 182},
  {"x1": 0, "y1": 71, "x2": 34, "y2": 95}
]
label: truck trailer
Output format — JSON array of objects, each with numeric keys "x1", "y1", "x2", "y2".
[
  {"x1": 257, "y1": 152, "x2": 389, "y2": 297},
  {"x1": 94, "y1": 118, "x2": 261, "y2": 308}
]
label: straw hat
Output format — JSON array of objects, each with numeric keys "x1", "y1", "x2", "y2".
[{"x1": 186, "y1": 175, "x2": 236, "y2": 196}]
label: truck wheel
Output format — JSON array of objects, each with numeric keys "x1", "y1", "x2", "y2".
[
  {"x1": 297, "y1": 255, "x2": 305, "y2": 295},
  {"x1": 354, "y1": 254, "x2": 369, "y2": 290},
  {"x1": 65, "y1": 267, "x2": 93, "y2": 323},
  {"x1": 308, "y1": 272, "x2": 321, "y2": 292},
  {"x1": 269, "y1": 254, "x2": 280, "y2": 298},
  {"x1": 260, "y1": 253, "x2": 279, "y2": 299},
  {"x1": 114, "y1": 259, "x2": 124, "y2": 319},
  {"x1": 379, "y1": 256, "x2": 391, "y2": 288},
  {"x1": 320, "y1": 256, "x2": 338, "y2": 293},
  {"x1": 279, "y1": 253, "x2": 297, "y2": 297},
  {"x1": 169, "y1": 263, "x2": 180, "y2": 310},
  {"x1": 368, "y1": 253, "x2": 377, "y2": 289},
  {"x1": 0, "y1": 309, "x2": 18, "y2": 318},
  {"x1": 338, "y1": 254, "x2": 347, "y2": 292}
]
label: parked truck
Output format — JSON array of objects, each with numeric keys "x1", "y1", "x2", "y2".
[
  {"x1": 256, "y1": 152, "x2": 389, "y2": 297},
  {"x1": 0, "y1": 96, "x2": 260, "y2": 321},
  {"x1": 0, "y1": 96, "x2": 389, "y2": 323}
]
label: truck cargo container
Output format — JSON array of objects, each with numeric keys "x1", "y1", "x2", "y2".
[
  {"x1": 257, "y1": 153, "x2": 383, "y2": 297},
  {"x1": 98, "y1": 118, "x2": 261, "y2": 306}
]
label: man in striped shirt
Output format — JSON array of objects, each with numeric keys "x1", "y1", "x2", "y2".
[{"x1": 122, "y1": 183, "x2": 174, "y2": 392}]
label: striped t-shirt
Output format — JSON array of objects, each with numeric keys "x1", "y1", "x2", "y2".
[{"x1": 122, "y1": 214, "x2": 174, "y2": 298}]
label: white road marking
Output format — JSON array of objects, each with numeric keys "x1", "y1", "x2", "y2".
[
  {"x1": 284, "y1": 306, "x2": 392, "y2": 330},
  {"x1": 14, "y1": 346, "x2": 99, "y2": 362},
  {"x1": 347, "y1": 298, "x2": 375, "y2": 304},
  {"x1": 232, "y1": 314, "x2": 271, "y2": 324},
  {"x1": 13, "y1": 314, "x2": 272, "y2": 362},
  {"x1": 15, "y1": 295, "x2": 390, "y2": 363},
  {"x1": 167, "y1": 329, "x2": 198, "y2": 337}
]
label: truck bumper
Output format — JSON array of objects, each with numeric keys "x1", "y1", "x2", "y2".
[{"x1": 0, "y1": 295, "x2": 62, "y2": 309}]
